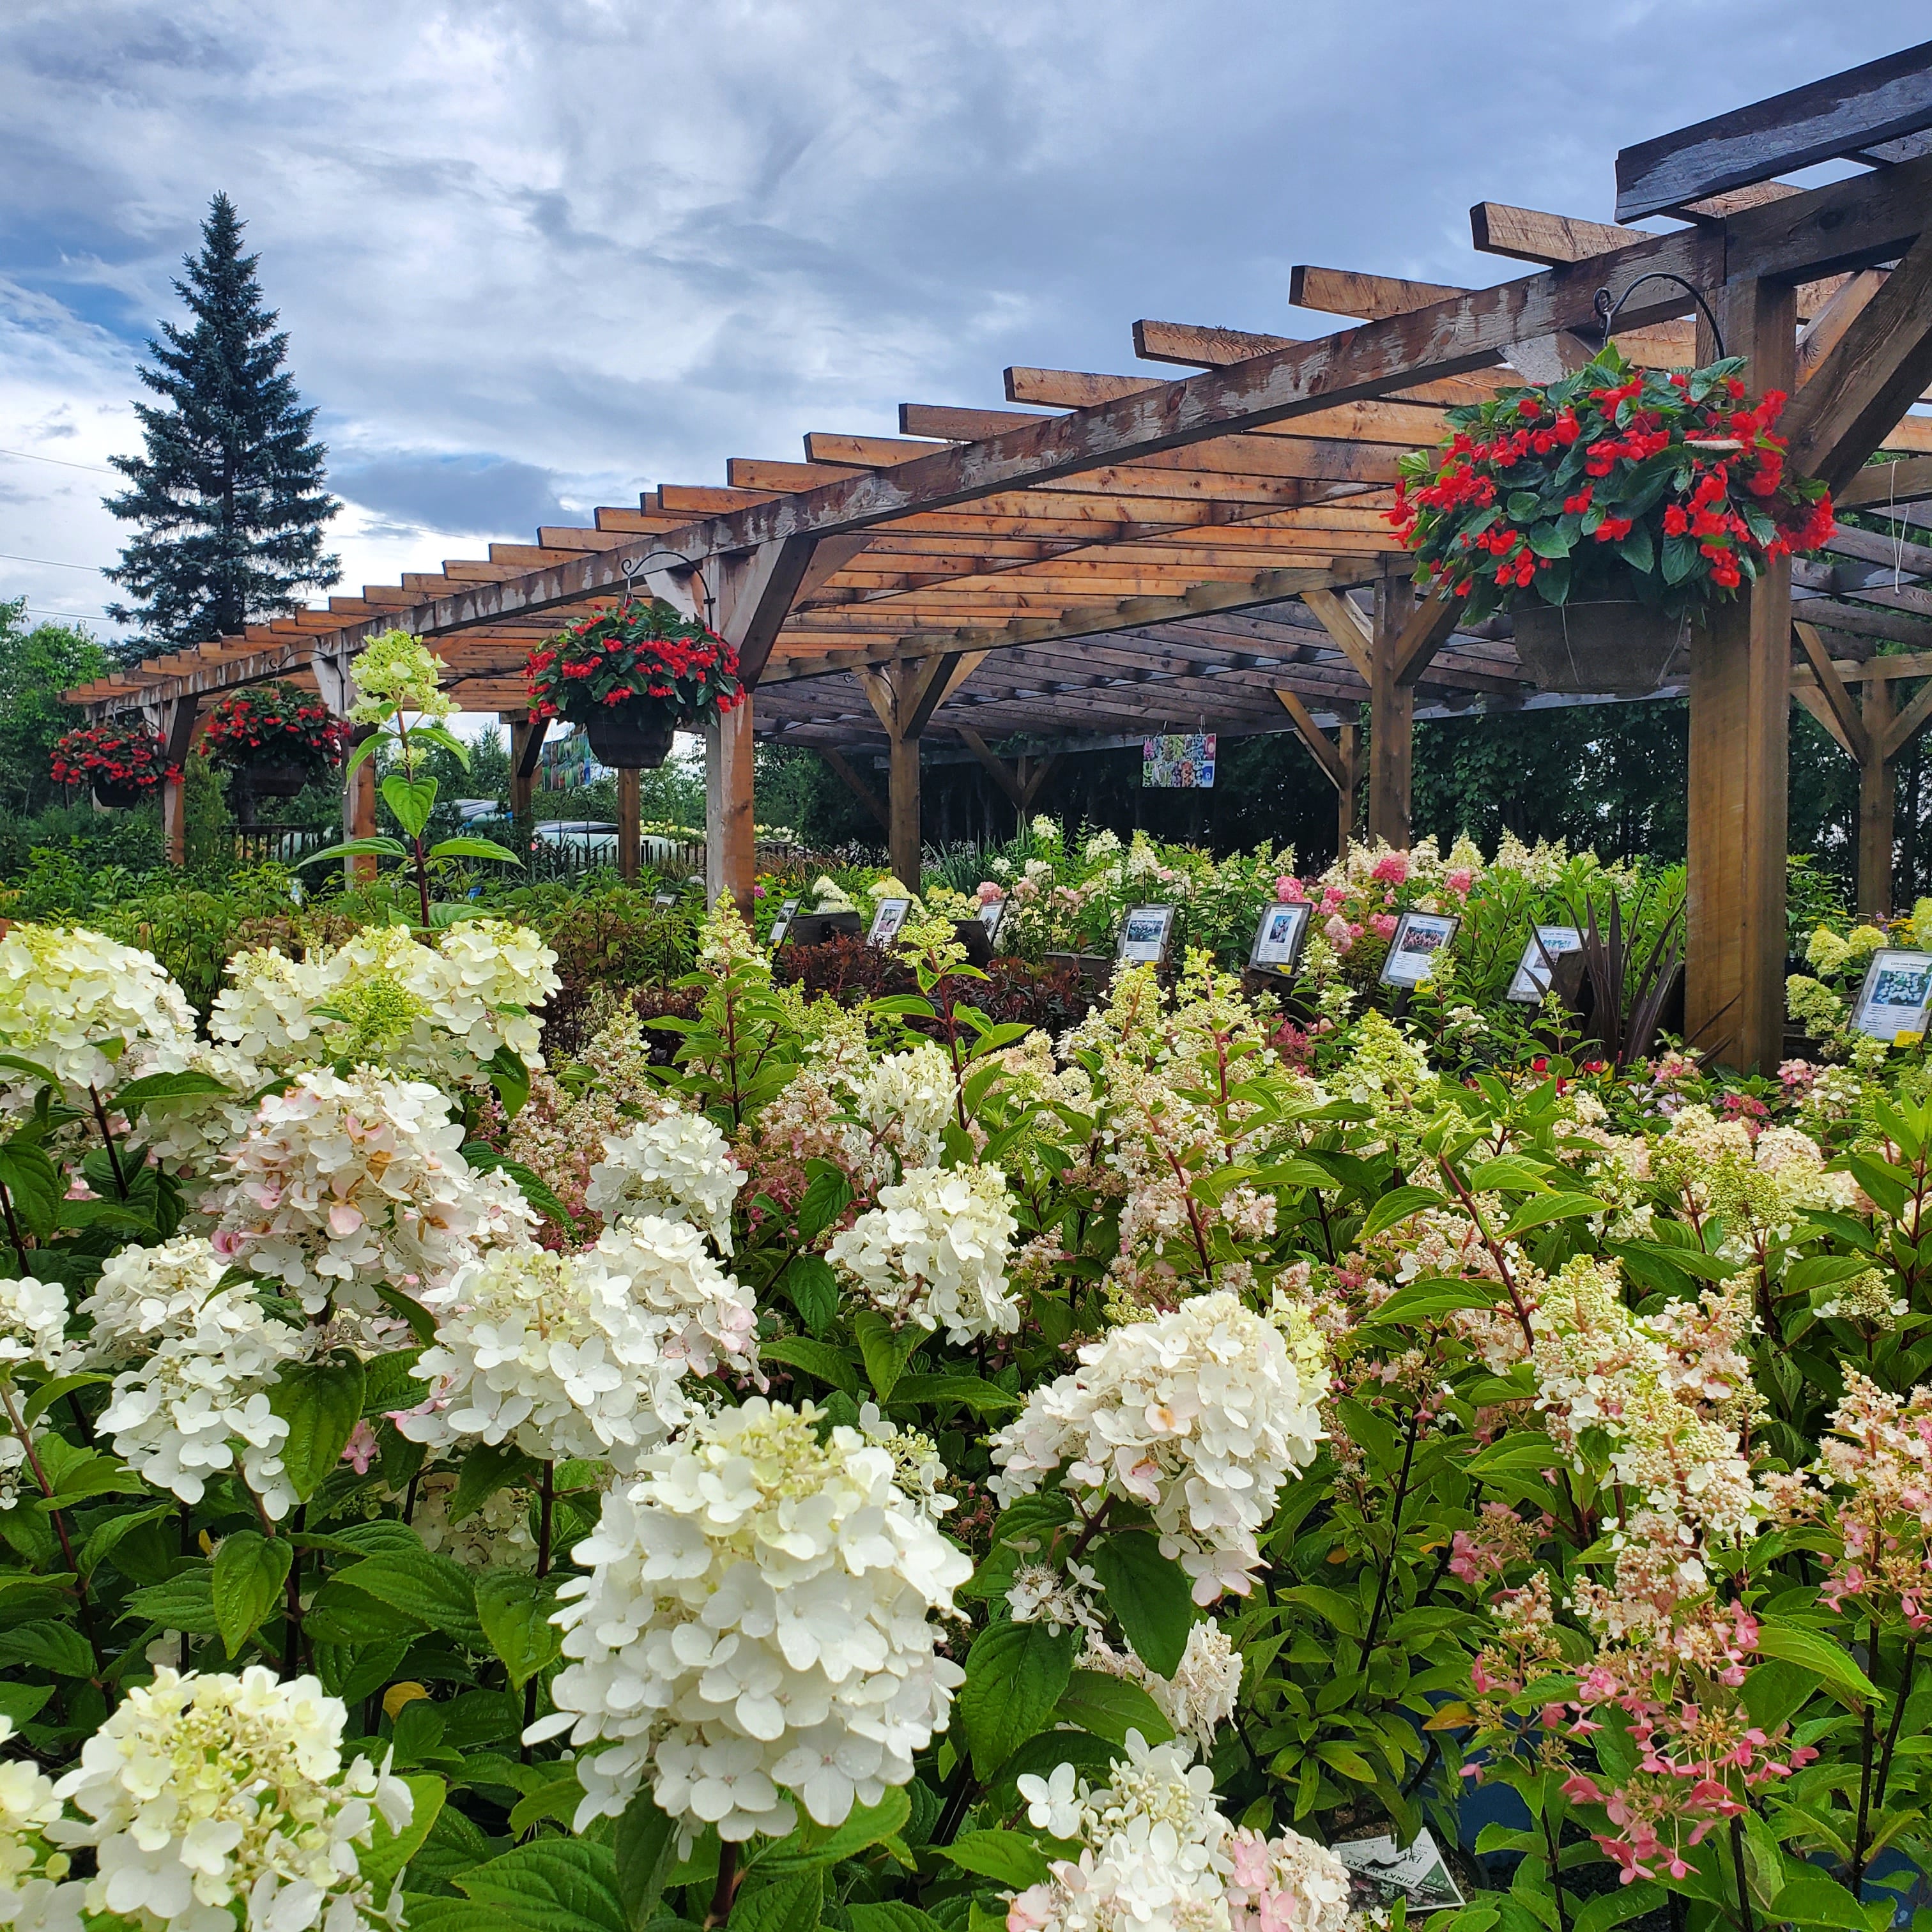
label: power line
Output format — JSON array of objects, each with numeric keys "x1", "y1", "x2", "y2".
[
  {"x1": 0, "y1": 447, "x2": 116, "y2": 475},
  {"x1": 0, "y1": 551, "x2": 107, "y2": 572}
]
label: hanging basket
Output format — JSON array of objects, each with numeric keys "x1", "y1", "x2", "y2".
[
  {"x1": 238, "y1": 760, "x2": 316, "y2": 799},
  {"x1": 585, "y1": 712, "x2": 677, "y2": 770},
  {"x1": 1510, "y1": 600, "x2": 1694, "y2": 695},
  {"x1": 91, "y1": 781, "x2": 153, "y2": 810}
]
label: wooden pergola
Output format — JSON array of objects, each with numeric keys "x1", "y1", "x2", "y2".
[{"x1": 69, "y1": 41, "x2": 1932, "y2": 1071}]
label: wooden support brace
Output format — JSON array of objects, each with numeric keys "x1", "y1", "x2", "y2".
[
  {"x1": 1793, "y1": 622, "x2": 1869, "y2": 761},
  {"x1": 820, "y1": 746, "x2": 891, "y2": 832},
  {"x1": 958, "y1": 725, "x2": 1025, "y2": 810},
  {"x1": 1393, "y1": 591, "x2": 1462, "y2": 687},
  {"x1": 1272, "y1": 688, "x2": 1348, "y2": 790},
  {"x1": 1783, "y1": 227, "x2": 1932, "y2": 494},
  {"x1": 1301, "y1": 588, "x2": 1374, "y2": 680},
  {"x1": 1883, "y1": 674, "x2": 1932, "y2": 763},
  {"x1": 1016, "y1": 754, "x2": 1059, "y2": 813},
  {"x1": 1836, "y1": 454, "x2": 1932, "y2": 508}
]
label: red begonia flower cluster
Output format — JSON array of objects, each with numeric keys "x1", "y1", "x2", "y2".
[
  {"x1": 1387, "y1": 347, "x2": 1836, "y2": 625},
  {"x1": 50, "y1": 722, "x2": 180, "y2": 797},
  {"x1": 524, "y1": 598, "x2": 744, "y2": 728},
  {"x1": 196, "y1": 682, "x2": 349, "y2": 774}
]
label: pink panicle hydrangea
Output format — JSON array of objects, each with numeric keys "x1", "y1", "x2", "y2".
[
  {"x1": 1369, "y1": 852, "x2": 1408, "y2": 885},
  {"x1": 1274, "y1": 876, "x2": 1307, "y2": 903},
  {"x1": 1814, "y1": 1371, "x2": 1932, "y2": 1632},
  {"x1": 1445, "y1": 867, "x2": 1475, "y2": 895},
  {"x1": 1370, "y1": 912, "x2": 1399, "y2": 941}
]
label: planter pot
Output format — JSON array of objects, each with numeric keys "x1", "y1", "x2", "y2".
[
  {"x1": 91, "y1": 780, "x2": 153, "y2": 809},
  {"x1": 585, "y1": 712, "x2": 677, "y2": 770},
  {"x1": 1046, "y1": 950, "x2": 1113, "y2": 985},
  {"x1": 790, "y1": 910, "x2": 863, "y2": 946},
  {"x1": 237, "y1": 760, "x2": 316, "y2": 799},
  {"x1": 1511, "y1": 600, "x2": 1694, "y2": 695},
  {"x1": 954, "y1": 918, "x2": 993, "y2": 967}
]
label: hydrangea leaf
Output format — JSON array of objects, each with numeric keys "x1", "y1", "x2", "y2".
[
  {"x1": 211, "y1": 1528, "x2": 293, "y2": 1657},
  {"x1": 1087, "y1": 1530, "x2": 1197, "y2": 1677},
  {"x1": 935, "y1": 1828, "x2": 1052, "y2": 1889},
  {"x1": 474, "y1": 1568, "x2": 564, "y2": 1690},
  {"x1": 959, "y1": 1617, "x2": 1078, "y2": 1779},
  {"x1": 269, "y1": 1356, "x2": 367, "y2": 1503}
]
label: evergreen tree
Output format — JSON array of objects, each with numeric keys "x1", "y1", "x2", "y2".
[{"x1": 104, "y1": 192, "x2": 340, "y2": 661}]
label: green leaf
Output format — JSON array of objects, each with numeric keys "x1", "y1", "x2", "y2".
[
  {"x1": 1754, "y1": 1618, "x2": 1879, "y2": 1710},
  {"x1": 1616, "y1": 525, "x2": 1655, "y2": 574},
  {"x1": 430, "y1": 836, "x2": 523, "y2": 864},
  {"x1": 126, "y1": 1565, "x2": 222, "y2": 1636},
  {"x1": 848, "y1": 1905, "x2": 948, "y2": 1932},
  {"x1": 759, "y1": 1337, "x2": 859, "y2": 1398},
  {"x1": 0, "y1": 1618, "x2": 94, "y2": 1678},
  {"x1": 1054, "y1": 1667, "x2": 1176, "y2": 1748},
  {"x1": 474, "y1": 1568, "x2": 564, "y2": 1690},
  {"x1": 1661, "y1": 532, "x2": 1701, "y2": 586},
  {"x1": 361, "y1": 1773, "x2": 446, "y2": 1896},
  {"x1": 936, "y1": 1829, "x2": 1052, "y2": 1889},
  {"x1": 453, "y1": 1442, "x2": 538, "y2": 1522},
  {"x1": 888, "y1": 1374, "x2": 1022, "y2": 1416},
  {"x1": 300, "y1": 836, "x2": 410, "y2": 867},
  {"x1": 269, "y1": 1356, "x2": 367, "y2": 1502},
  {"x1": 797, "y1": 1164, "x2": 855, "y2": 1244},
  {"x1": 1087, "y1": 1529, "x2": 1196, "y2": 1676},
  {"x1": 852, "y1": 1310, "x2": 928, "y2": 1402},
  {"x1": 0, "y1": 1142, "x2": 61, "y2": 1239},
  {"x1": 212, "y1": 1530, "x2": 293, "y2": 1657},
  {"x1": 1361, "y1": 1280, "x2": 1502, "y2": 1329},
  {"x1": 781, "y1": 1255, "x2": 838, "y2": 1335},
  {"x1": 1770, "y1": 1871, "x2": 1871, "y2": 1931},
  {"x1": 113, "y1": 1069, "x2": 233, "y2": 1107},
  {"x1": 480, "y1": 1046, "x2": 532, "y2": 1121},
  {"x1": 381, "y1": 772, "x2": 439, "y2": 839},
  {"x1": 959, "y1": 1618, "x2": 1078, "y2": 1779},
  {"x1": 1502, "y1": 1193, "x2": 1607, "y2": 1235},
  {"x1": 79, "y1": 1501, "x2": 171, "y2": 1577},
  {"x1": 335, "y1": 1547, "x2": 484, "y2": 1649},
  {"x1": 1465, "y1": 1155, "x2": 1552, "y2": 1191},
  {"x1": 613, "y1": 1790, "x2": 680, "y2": 1932},
  {"x1": 750, "y1": 1789, "x2": 912, "y2": 1875},
  {"x1": 730, "y1": 1871, "x2": 821, "y2": 1932},
  {"x1": 0, "y1": 1054, "x2": 59, "y2": 1091},
  {"x1": 456, "y1": 1838, "x2": 624, "y2": 1931},
  {"x1": 1359, "y1": 1185, "x2": 1443, "y2": 1243}
]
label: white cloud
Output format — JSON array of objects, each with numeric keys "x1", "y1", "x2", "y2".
[{"x1": 2, "y1": 0, "x2": 1926, "y2": 700}]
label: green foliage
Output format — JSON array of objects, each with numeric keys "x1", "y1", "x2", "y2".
[{"x1": 0, "y1": 601, "x2": 113, "y2": 815}]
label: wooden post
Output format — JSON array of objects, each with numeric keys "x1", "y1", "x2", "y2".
[
  {"x1": 1859, "y1": 674, "x2": 1896, "y2": 919},
  {"x1": 1337, "y1": 723, "x2": 1361, "y2": 856},
  {"x1": 346, "y1": 728, "x2": 378, "y2": 885},
  {"x1": 154, "y1": 696, "x2": 199, "y2": 867},
  {"x1": 617, "y1": 769, "x2": 642, "y2": 883},
  {"x1": 887, "y1": 684, "x2": 922, "y2": 888},
  {"x1": 1368, "y1": 574, "x2": 1414, "y2": 848},
  {"x1": 705, "y1": 696, "x2": 756, "y2": 916},
  {"x1": 1686, "y1": 275, "x2": 1797, "y2": 1071},
  {"x1": 505, "y1": 712, "x2": 544, "y2": 855}
]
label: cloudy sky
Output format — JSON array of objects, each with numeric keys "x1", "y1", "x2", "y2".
[{"x1": 3, "y1": 0, "x2": 1926, "y2": 666}]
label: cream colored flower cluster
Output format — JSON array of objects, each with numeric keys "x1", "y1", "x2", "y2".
[
  {"x1": 0, "y1": 1274, "x2": 75, "y2": 1378},
  {"x1": 0, "y1": 923, "x2": 195, "y2": 1111},
  {"x1": 211, "y1": 919, "x2": 558, "y2": 1084},
  {"x1": 347, "y1": 627, "x2": 452, "y2": 721},
  {"x1": 408, "y1": 1469, "x2": 539, "y2": 1570},
  {"x1": 0, "y1": 1713, "x2": 79, "y2": 1932},
  {"x1": 1006, "y1": 1732, "x2": 1351, "y2": 1932},
  {"x1": 828, "y1": 1162, "x2": 1018, "y2": 1341},
  {"x1": 79, "y1": 1233, "x2": 232, "y2": 1362},
  {"x1": 1079, "y1": 1623, "x2": 1244, "y2": 1755},
  {"x1": 586, "y1": 1108, "x2": 746, "y2": 1254},
  {"x1": 846, "y1": 1041, "x2": 958, "y2": 1172},
  {"x1": 1650, "y1": 1108, "x2": 1855, "y2": 1245},
  {"x1": 399, "y1": 1223, "x2": 758, "y2": 1470},
  {"x1": 203, "y1": 1066, "x2": 532, "y2": 1314},
  {"x1": 535, "y1": 1398, "x2": 970, "y2": 1843},
  {"x1": 990, "y1": 1291, "x2": 1328, "y2": 1602},
  {"x1": 53, "y1": 1666, "x2": 413, "y2": 1932},
  {"x1": 97, "y1": 1288, "x2": 310, "y2": 1517}
]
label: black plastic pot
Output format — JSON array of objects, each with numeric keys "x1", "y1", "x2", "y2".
[
  {"x1": 1511, "y1": 600, "x2": 1694, "y2": 694},
  {"x1": 585, "y1": 712, "x2": 677, "y2": 770},
  {"x1": 91, "y1": 780, "x2": 153, "y2": 809},
  {"x1": 239, "y1": 760, "x2": 317, "y2": 799}
]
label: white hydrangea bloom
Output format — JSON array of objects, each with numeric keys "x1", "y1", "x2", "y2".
[
  {"x1": 54, "y1": 1666, "x2": 413, "y2": 1932},
  {"x1": 1080, "y1": 1624, "x2": 1244, "y2": 1755},
  {"x1": 210, "y1": 919, "x2": 558, "y2": 1083},
  {"x1": 1005, "y1": 1733, "x2": 1351, "y2": 1932},
  {"x1": 533, "y1": 1398, "x2": 970, "y2": 1842},
  {"x1": 990, "y1": 1292, "x2": 1327, "y2": 1603},
  {"x1": 79, "y1": 1234, "x2": 232, "y2": 1363},
  {"x1": 586, "y1": 1110, "x2": 746, "y2": 1254},
  {"x1": 398, "y1": 1224, "x2": 758, "y2": 1471},
  {"x1": 827, "y1": 1163, "x2": 1018, "y2": 1342},
  {"x1": 202, "y1": 1066, "x2": 533, "y2": 1314},
  {"x1": 0, "y1": 1713, "x2": 82, "y2": 1932},
  {"x1": 0, "y1": 924, "x2": 195, "y2": 1111},
  {"x1": 97, "y1": 1290, "x2": 310, "y2": 1517},
  {"x1": 848, "y1": 1043, "x2": 957, "y2": 1169},
  {"x1": 0, "y1": 1276, "x2": 73, "y2": 1377},
  {"x1": 136, "y1": 1040, "x2": 267, "y2": 1183}
]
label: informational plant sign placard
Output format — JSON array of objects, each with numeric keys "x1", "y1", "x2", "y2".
[
  {"x1": 977, "y1": 898, "x2": 1007, "y2": 944},
  {"x1": 1506, "y1": 923, "x2": 1584, "y2": 1003},
  {"x1": 1249, "y1": 900, "x2": 1312, "y2": 976},
  {"x1": 1116, "y1": 903, "x2": 1177, "y2": 966},
  {"x1": 767, "y1": 897, "x2": 801, "y2": 947},
  {"x1": 1333, "y1": 1828, "x2": 1466, "y2": 1912},
  {"x1": 1379, "y1": 909, "x2": 1459, "y2": 987},
  {"x1": 1852, "y1": 949, "x2": 1932, "y2": 1041},
  {"x1": 652, "y1": 889, "x2": 680, "y2": 908},
  {"x1": 1142, "y1": 732, "x2": 1215, "y2": 788},
  {"x1": 867, "y1": 897, "x2": 912, "y2": 946}
]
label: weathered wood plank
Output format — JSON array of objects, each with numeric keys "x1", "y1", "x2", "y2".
[{"x1": 1616, "y1": 41, "x2": 1932, "y2": 218}]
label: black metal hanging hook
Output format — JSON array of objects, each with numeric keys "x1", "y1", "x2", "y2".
[{"x1": 1587, "y1": 273, "x2": 1726, "y2": 362}]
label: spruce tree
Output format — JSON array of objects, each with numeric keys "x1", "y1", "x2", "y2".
[{"x1": 104, "y1": 193, "x2": 340, "y2": 659}]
